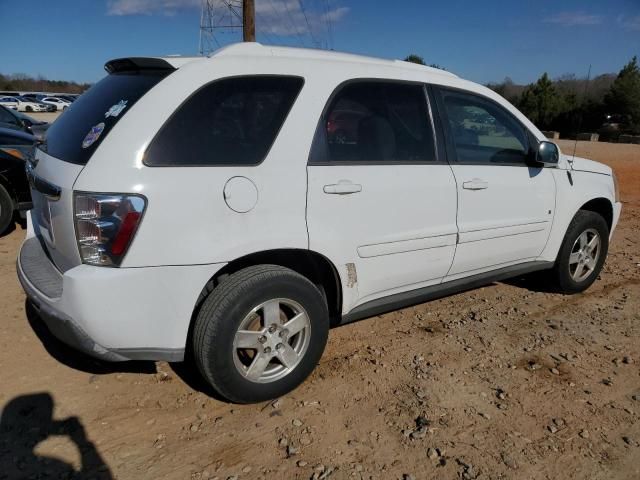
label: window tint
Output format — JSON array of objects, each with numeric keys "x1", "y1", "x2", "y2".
[
  {"x1": 313, "y1": 81, "x2": 435, "y2": 163},
  {"x1": 0, "y1": 106, "x2": 17, "y2": 123},
  {"x1": 41, "y1": 70, "x2": 171, "y2": 165},
  {"x1": 440, "y1": 90, "x2": 530, "y2": 164},
  {"x1": 145, "y1": 76, "x2": 303, "y2": 167}
]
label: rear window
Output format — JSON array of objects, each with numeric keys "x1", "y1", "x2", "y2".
[
  {"x1": 144, "y1": 76, "x2": 304, "y2": 167},
  {"x1": 40, "y1": 70, "x2": 170, "y2": 165}
]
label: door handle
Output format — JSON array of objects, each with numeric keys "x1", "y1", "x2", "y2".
[
  {"x1": 323, "y1": 181, "x2": 362, "y2": 195},
  {"x1": 462, "y1": 178, "x2": 489, "y2": 190}
]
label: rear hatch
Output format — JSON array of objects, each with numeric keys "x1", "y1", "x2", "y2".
[{"x1": 29, "y1": 58, "x2": 175, "y2": 272}]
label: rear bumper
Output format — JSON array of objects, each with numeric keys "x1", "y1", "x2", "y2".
[{"x1": 17, "y1": 233, "x2": 225, "y2": 362}]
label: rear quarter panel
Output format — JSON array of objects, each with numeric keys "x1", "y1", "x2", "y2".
[{"x1": 73, "y1": 57, "x2": 328, "y2": 267}]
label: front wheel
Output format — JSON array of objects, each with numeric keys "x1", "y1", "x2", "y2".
[
  {"x1": 192, "y1": 265, "x2": 329, "y2": 403},
  {"x1": 549, "y1": 210, "x2": 609, "y2": 294}
]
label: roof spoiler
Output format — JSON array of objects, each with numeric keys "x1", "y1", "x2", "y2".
[{"x1": 104, "y1": 57, "x2": 177, "y2": 74}]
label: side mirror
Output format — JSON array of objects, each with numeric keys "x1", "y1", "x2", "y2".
[{"x1": 536, "y1": 141, "x2": 559, "y2": 166}]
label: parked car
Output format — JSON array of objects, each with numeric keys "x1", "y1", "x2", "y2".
[
  {"x1": 0, "y1": 97, "x2": 19, "y2": 110},
  {"x1": 56, "y1": 95, "x2": 77, "y2": 103},
  {"x1": 0, "y1": 127, "x2": 34, "y2": 234},
  {"x1": 18, "y1": 96, "x2": 56, "y2": 112},
  {"x1": 38, "y1": 96, "x2": 71, "y2": 111},
  {"x1": 14, "y1": 110, "x2": 50, "y2": 140},
  {"x1": 8, "y1": 97, "x2": 48, "y2": 113},
  {"x1": 0, "y1": 105, "x2": 49, "y2": 139},
  {"x1": 17, "y1": 44, "x2": 621, "y2": 403}
]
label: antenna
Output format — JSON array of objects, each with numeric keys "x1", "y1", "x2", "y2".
[{"x1": 570, "y1": 64, "x2": 592, "y2": 166}]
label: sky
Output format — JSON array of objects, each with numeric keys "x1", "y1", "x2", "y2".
[{"x1": 0, "y1": 0, "x2": 638, "y2": 86}]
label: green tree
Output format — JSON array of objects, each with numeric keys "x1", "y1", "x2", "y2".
[
  {"x1": 404, "y1": 54, "x2": 425, "y2": 65},
  {"x1": 518, "y1": 73, "x2": 561, "y2": 130},
  {"x1": 604, "y1": 56, "x2": 640, "y2": 133}
]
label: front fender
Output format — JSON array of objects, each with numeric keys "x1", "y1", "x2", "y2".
[{"x1": 539, "y1": 169, "x2": 618, "y2": 263}]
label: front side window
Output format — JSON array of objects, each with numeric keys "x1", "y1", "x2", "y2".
[
  {"x1": 312, "y1": 81, "x2": 436, "y2": 163},
  {"x1": 440, "y1": 89, "x2": 530, "y2": 165},
  {"x1": 145, "y1": 76, "x2": 304, "y2": 167}
]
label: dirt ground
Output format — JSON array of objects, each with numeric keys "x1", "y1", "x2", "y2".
[{"x1": 0, "y1": 140, "x2": 638, "y2": 480}]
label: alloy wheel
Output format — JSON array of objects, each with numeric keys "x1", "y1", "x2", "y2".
[
  {"x1": 232, "y1": 298, "x2": 311, "y2": 383},
  {"x1": 569, "y1": 228, "x2": 601, "y2": 282}
]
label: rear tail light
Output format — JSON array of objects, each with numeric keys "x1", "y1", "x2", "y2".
[{"x1": 74, "y1": 193, "x2": 146, "y2": 266}]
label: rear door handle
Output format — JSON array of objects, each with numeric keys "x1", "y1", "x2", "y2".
[
  {"x1": 323, "y1": 181, "x2": 362, "y2": 195},
  {"x1": 462, "y1": 178, "x2": 489, "y2": 190}
]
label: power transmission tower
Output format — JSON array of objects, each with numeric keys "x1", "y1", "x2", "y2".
[{"x1": 199, "y1": 0, "x2": 255, "y2": 56}]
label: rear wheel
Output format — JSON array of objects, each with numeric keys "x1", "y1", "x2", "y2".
[
  {"x1": 25, "y1": 106, "x2": 33, "y2": 112},
  {"x1": 192, "y1": 265, "x2": 329, "y2": 403},
  {"x1": 549, "y1": 210, "x2": 609, "y2": 294},
  {"x1": 0, "y1": 184, "x2": 15, "y2": 235}
]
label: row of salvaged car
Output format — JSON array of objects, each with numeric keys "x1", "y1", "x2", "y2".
[
  {"x1": 0, "y1": 93, "x2": 77, "y2": 112},
  {"x1": 0, "y1": 104, "x2": 49, "y2": 234}
]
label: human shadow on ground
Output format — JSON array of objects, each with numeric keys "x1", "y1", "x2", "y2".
[
  {"x1": 25, "y1": 300, "x2": 157, "y2": 375},
  {"x1": 0, "y1": 393, "x2": 112, "y2": 479}
]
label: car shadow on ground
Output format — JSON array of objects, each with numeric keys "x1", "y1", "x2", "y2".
[
  {"x1": 25, "y1": 300, "x2": 232, "y2": 402},
  {"x1": 25, "y1": 300, "x2": 157, "y2": 375},
  {"x1": 501, "y1": 272, "x2": 560, "y2": 294},
  {"x1": 0, "y1": 392, "x2": 113, "y2": 479}
]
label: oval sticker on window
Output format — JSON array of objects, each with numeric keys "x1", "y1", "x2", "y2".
[{"x1": 82, "y1": 122, "x2": 105, "y2": 149}]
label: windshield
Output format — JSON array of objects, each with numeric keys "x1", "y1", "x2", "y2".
[{"x1": 40, "y1": 70, "x2": 171, "y2": 165}]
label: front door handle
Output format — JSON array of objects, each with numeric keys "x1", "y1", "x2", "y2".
[
  {"x1": 323, "y1": 181, "x2": 362, "y2": 195},
  {"x1": 462, "y1": 178, "x2": 489, "y2": 190}
]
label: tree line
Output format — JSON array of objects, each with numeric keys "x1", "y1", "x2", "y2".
[
  {"x1": 406, "y1": 55, "x2": 640, "y2": 140},
  {"x1": 0, "y1": 73, "x2": 91, "y2": 95}
]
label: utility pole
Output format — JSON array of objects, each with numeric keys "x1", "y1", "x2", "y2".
[{"x1": 242, "y1": 0, "x2": 255, "y2": 42}]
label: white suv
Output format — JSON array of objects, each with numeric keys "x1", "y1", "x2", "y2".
[{"x1": 18, "y1": 43, "x2": 621, "y2": 403}]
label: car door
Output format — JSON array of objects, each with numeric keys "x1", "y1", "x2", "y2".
[
  {"x1": 434, "y1": 87, "x2": 556, "y2": 278},
  {"x1": 306, "y1": 80, "x2": 458, "y2": 313}
]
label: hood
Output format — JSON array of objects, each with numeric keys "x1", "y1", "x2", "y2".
[{"x1": 566, "y1": 155, "x2": 612, "y2": 176}]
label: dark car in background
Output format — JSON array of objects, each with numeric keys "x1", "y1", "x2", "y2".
[
  {"x1": 0, "y1": 127, "x2": 34, "y2": 235},
  {"x1": 0, "y1": 105, "x2": 49, "y2": 140}
]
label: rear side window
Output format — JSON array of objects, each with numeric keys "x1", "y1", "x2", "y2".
[
  {"x1": 41, "y1": 71, "x2": 171, "y2": 165},
  {"x1": 144, "y1": 76, "x2": 304, "y2": 167},
  {"x1": 310, "y1": 81, "x2": 436, "y2": 164}
]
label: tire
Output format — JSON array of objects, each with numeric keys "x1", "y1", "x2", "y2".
[
  {"x1": 25, "y1": 106, "x2": 32, "y2": 112},
  {"x1": 0, "y1": 184, "x2": 15, "y2": 235},
  {"x1": 549, "y1": 210, "x2": 609, "y2": 294},
  {"x1": 193, "y1": 265, "x2": 329, "y2": 403}
]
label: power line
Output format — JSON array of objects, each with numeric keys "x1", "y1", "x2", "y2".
[
  {"x1": 297, "y1": 0, "x2": 320, "y2": 48},
  {"x1": 270, "y1": 0, "x2": 306, "y2": 47},
  {"x1": 323, "y1": 0, "x2": 334, "y2": 49}
]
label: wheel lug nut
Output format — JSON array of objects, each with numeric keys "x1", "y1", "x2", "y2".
[
  {"x1": 258, "y1": 335, "x2": 267, "y2": 344},
  {"x1": 264, "y1": 346, "x2": 272, "y2": 354},
  {"x1": 276, "y1": 343, "x2": 283, "y2": 350},
  {"x1": 268, "y1": 324, "x2": 277, "y2": 333},
  {"x1": 279, "y1": 329, "x2": 288, "y2": 338}
]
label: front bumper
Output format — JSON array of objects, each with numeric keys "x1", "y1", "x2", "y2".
[{"x1": 17, "y1": 234, "x2": 225, "y2": 362}]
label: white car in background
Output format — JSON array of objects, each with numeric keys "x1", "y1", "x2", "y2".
[
  {"x1": 0, "y1": 97, "x2": 19, "y2": 110},
  {"x1": 39, "y1": 96, "x2": 71, "y2": 111},
  {"x1": 15, "y1": 97, "x2": 49, "y2": 113},
  {"x1": 17, "y1": 43, "x2": 621, "y2": 404}
]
